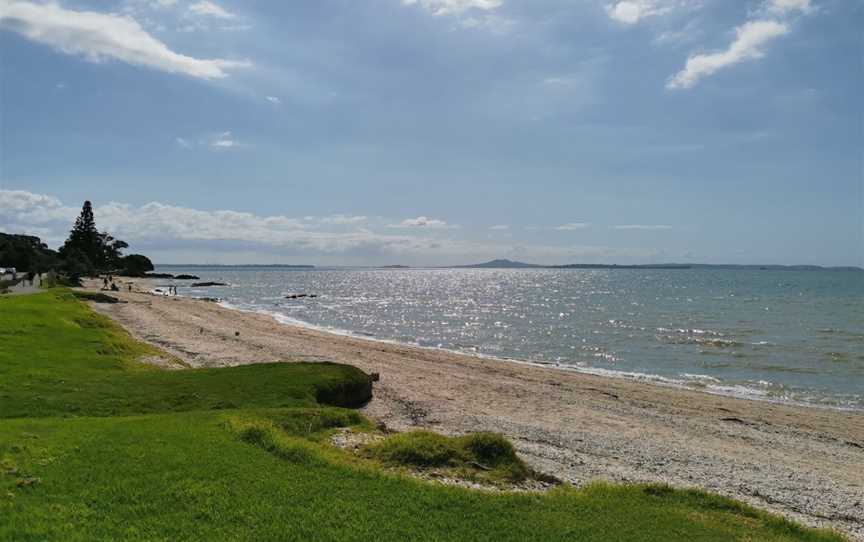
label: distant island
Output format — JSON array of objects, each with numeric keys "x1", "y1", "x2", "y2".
[{"x1": 455, "y1": 259, "x2": 863, "y2": 271}]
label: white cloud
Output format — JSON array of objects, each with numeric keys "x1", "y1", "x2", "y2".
[
  {"x1": 1, "y1": 190, "x2": 675, "y2": 265},
  {"x1": 174, "y1": 131, "x2": 246, "y2": 149},
  {"x1": 402, "y1": 0, "x2": 502, "y2": 16},
  {"x1": 389, "y1": 216, "x2": 457, "y2": 229},
  {"x1": 314, "y1": 215, "x2": 368, "y2": 225},
  {"x1": 209, "y1": 131, "x2": 241, "y2": 149},
  {"x1": 0, "y1": 190, "x2": 69, "y2": 215},
  {"x1": 764, "y1": 0, "x2": 811, "y2": 16},
  {"x1": 0, "y1": 0, "x2": 249, "y2": 79},
  {"x1": 666, "y1": 20, "x2": 788, "y2": 90},
  {"x1": 265, "y1": 96, "x2": 281, "y2": 104},
  {"x1": 489, "y1": 224, "x2": 509, "y2": 230},
  {"x1": 8, "y1": 190, "x2": 605, "y2": 266},
  {"x1": 605, "y1": 0, "x2": 693, "y2": 25},
  {"x1": 555, "y1": 223, "x2": 591, "y2": 231},
  {"x1": 189, "y1": 1, "x2": 235, "y2": 19},
  {"x1": 612, "y1": 224, "x2": 672, "y2": 230}
]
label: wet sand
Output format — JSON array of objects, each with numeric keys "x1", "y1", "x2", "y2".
[{"x1": 83, "y1": 281, "x2": 864, "y2": 539}]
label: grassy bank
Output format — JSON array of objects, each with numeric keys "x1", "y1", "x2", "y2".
[{"x1": 0, "y1": 291, "x2": 847, "y2": 541}]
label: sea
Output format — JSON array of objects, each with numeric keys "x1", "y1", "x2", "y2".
[{"x1": 155, "y1": 266, "x2": 864, "y2": 411}]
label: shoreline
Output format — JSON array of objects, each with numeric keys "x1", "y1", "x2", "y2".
[
  {"x1": 220, "y1": 298, "x2": 861, "y2": 414},
  {"x1": 85, "y1": 280, "x2": 864, "y2": 539}
]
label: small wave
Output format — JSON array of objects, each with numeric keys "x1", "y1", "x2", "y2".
[
  {"x1": 656, "y1": 334, "x2": 739, "y2": 348},
  {"x1": 656, "y1": 327, "x2": 725, "y2": 337},
  {"x1": 680, "y1": 373, "x2": 723, "y2": 386}
]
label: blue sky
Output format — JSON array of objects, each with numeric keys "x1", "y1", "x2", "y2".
[{"x1": 0, "y1": 0, "x2": 860, "y2": 266}]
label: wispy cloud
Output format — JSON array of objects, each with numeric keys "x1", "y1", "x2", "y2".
[
  {"x1": 209, "y1": 131, "x2": 242, "y2": 149},
  {"x1": 489, "y1": 224, "x2": 510, "y2": 230},
  {"x1": 667, "y1": 0, "x2": 812, "y2": 90},
  {"x1": 189, "y1": 1, "x2": 236, "y2": 19},
  {"x1": 605, "y1": 0, "x2": 697, "y2": 25},
  {"x1": 312, "y1": 215, "x2": 369, "y2": 226},
  {"x1": 389, "y1": 216, "x2": 459, "y2": 229},
  {"x1": 667, "y1": 20, "x2": 789, "y2": 90},
  {"x1": 265, "y1": 96, "x2": 282, "y2": 104},
  {"x1": 0, "y1": 0, "x2": 250, "y2": 80},
  {"x1": 764, "y1": 0, "x2": 812, "y2": 16},
  {"x1": 402, "y1": 0, "x2": 502, "y2": 17},
  {"x1": 612, "y1": 224, "x2": 672, "y2": 230},
  {"x1": 175, "y1": 131, "x2": 245, "y2": 150},
  {"x1": 555, "y1": 223, "x2": 591, "y2": 231}
]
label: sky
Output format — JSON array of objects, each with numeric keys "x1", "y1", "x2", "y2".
[{"x1": 0, "y1": 0, "x2": 861, "y2": 266}]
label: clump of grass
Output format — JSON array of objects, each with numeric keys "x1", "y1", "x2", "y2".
[
  {"x1": 229, "y1": 418, "x2": 323, "y2": 466},
  {"x1": 266, "y1": 407, "x2": 370, "y2": 439},
  {"x1": 363, "y1": 430, "x2": 538, "y2": 485}
]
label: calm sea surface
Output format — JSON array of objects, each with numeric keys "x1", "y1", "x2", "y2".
[{"x1": 156, "y1": 267, "x2": 864, "y2": 410}]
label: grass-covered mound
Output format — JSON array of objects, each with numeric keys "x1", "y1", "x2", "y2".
[
  {"x1": 0, "y1": 291, "x2": 372, "y2": 419},
  {"x1": 363, "y1": 430, "x2": 542, "y2": 485},
  {"x1": 0, "y1": 291, "x2": 848, "y2": 541}
]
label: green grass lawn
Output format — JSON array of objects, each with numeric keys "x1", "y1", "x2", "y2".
[{"x1": 0, "y1": 291, "x2": 847, "y2": 541}]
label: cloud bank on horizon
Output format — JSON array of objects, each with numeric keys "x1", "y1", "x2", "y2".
[
  {"x1": 0, "y1": 0, "x2": 859, "y2": 266},
  {"x1": 0, "y1": 189, "x2": 672, "y2": 266}
]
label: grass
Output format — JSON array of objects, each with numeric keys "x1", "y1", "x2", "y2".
[
  {"x1": 0, "y1": 290, "x2": 848, "y2": 541},
  {"x1": 362, "y1": 430, "x2": 539, "y2": 484},
  {"x1": 0, "y1": 291, "x2": 371, "y2": 419}
]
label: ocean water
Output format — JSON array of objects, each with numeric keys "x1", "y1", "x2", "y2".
[{"x1": 156, "y1": 267, "x2": 864, "y2": 410}]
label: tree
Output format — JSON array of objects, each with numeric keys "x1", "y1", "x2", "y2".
[
  {"x1": 98, "y1": 232, "x2": 129, "y2": 271},
  {"x1": 0, "y1": 233, "x2": 60, "y2": 272},
  {"x1": 59, "y1": 201, "x2": 130, "y2": 275},
  {"x1": 121, "y1": 254, "x2": 154, "y2": 277},
  {"x1": 61, "y1": 201, "x2": 102, "y2": 268},
  {"x1": 61, "y1": 247, "x2": 96, "y2": 284}
]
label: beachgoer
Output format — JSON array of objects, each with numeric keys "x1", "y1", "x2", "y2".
[{"x1": 103, "y1": 277, "x2": 109, "y2": 289}]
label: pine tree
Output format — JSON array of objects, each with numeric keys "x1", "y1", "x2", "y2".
[
  {"x1": 60, "y1": 201, "x2": 102, "y2": 273},
  {"x1": 58, "y1": 200, "x2": 130, "y2": 277}
]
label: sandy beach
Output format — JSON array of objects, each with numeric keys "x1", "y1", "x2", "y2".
[{"x1": 82, "y1": 281, "x2": 864, "y2": 539}]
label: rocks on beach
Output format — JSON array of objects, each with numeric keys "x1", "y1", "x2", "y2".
[
  {"x1": 192, "y1": 282, "x2": 229, "y2": 287},
  {"x1": 285, "y1": 294, "x2": 318, "y2": 299}
]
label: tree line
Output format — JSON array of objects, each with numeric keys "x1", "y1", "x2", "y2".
[{"x1": 0, "y1": 201, "x2": 154, "y2": 281}]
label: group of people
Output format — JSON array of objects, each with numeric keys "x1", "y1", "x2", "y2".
[{"x1": 102, "y1": 275, "x2": 121, "y2": 292}]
